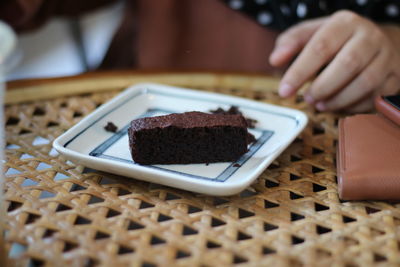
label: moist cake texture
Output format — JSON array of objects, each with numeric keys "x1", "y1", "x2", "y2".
[{"x1": 128, "y1": 111, "x2": 249, "y2": 164}]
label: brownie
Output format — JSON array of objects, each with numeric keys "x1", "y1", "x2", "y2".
[{"x1": 128, "y1": 112, "x2": 249, "y2": 164}]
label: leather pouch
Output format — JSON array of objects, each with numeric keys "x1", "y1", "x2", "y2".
[{"x1": 337, "y1": 114, "x2": 400, "y2": 200}]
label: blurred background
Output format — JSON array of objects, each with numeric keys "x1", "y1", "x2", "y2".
[{"x1": 6, "y1": 1, "x2": 124, "y2": 81}]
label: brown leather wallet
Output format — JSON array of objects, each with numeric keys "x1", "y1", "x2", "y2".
[{"x1": 337, "y1": 114, "x2": 400, "y2": 200}]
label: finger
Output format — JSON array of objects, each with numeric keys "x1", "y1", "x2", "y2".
[
  {"x1": 307, "y1": 30, "x2": 379, "y2": 102},
  {"x1": 279, "y1": 11, "x2": 358, "y2": 97},
  {"x1": 344, "y1": 96, "x2": 374, "y2": 113},
  {"x1": 379, "y1": 74, "x2": 400, "y2": 96},
  {"x1": 269, "y1": 17, "x2": 327, "y2": 67},
  {"x1": 315, "y1": 50, "x2": 389, "y2": 111},
  {"x1": 353, "y1": 74, "x2": 400, "y2": 113}
]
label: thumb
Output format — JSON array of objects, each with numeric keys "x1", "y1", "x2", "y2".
[{"x1": 269, "y1": 17, "x2": 327, "y2": 67}]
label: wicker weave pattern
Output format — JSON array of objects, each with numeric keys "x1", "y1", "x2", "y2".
[{"x1": 3, "y1": 75, "x2": 400, "y2": 267}]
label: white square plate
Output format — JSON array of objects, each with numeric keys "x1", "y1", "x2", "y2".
[{"x1": 53, "y1": 83, "x2": 308, "y2": 195}]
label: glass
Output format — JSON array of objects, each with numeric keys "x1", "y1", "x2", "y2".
[{"x1": 0, "y1": 21, "x2": 16, "y2": 266}]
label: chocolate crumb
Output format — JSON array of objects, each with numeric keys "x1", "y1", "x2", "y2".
[
  {"x1": 245, "y1": 118, "x2": 257, "y2": 129},
  {"x1": 210, "y1": 106, "x2": 240, "y2": 115},
  {"x1": 247, "y1": 133, "x2": 256, "y2": 144},
  {"x1": 104, "y1": 122, "x2": 118, "y2": 133},
  {"x1": 227, "y1": 106, "x2": 240, "y2": 114},
  {"x1": 210, "y1": 105, "x2": 257, "y2": 128},
  {"x1": 206, "y1": 163, "x2": 209, "y2": 166},
  {"x1": 233, "y1": 163, "x2": 241, "y2": 167},
  {"x1": 209, "y1": 107, "x2": 225, "y2": 114}
]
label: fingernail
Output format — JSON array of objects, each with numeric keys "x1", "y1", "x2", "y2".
[
  {"x1": 270, "y1": 46, "x2": 291, "y2": 62},
  {"x1": 315, "y1": 102, "x2": 326, "y2": 111},
  {"x1": 272, "y1": 45, "x2": 291, "y2": 54},
  {"x1": 269, "y1": 53, "x2": 279, "y2": 64},
  {"x1": 304, "y1": 94, "x2": 314, "y2": 104},
  {"x1": 279, "y1": 83, "x2": 294, "y2": 98}
]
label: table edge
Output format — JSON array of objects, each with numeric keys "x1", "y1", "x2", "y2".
[{"x1": 5, "y1": 70, "x2": 281, "y2": 104}]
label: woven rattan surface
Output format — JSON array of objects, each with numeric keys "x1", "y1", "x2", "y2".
[{"x1": 3, "y1": 72, "x2": 400, "y2": 267}]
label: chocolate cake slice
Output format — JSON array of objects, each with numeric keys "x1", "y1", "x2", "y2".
[{"x1": 128, "y1": 112, "x2": 249, "y2": 164}]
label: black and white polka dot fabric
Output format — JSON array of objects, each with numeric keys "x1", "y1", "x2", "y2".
[{"x1": 222, "y1": 0, "x2": 400, "y2": 31}]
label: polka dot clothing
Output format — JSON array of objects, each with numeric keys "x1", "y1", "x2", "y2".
[{"x1": 222, "y1": 0, "x2": 400, "y2": 30}]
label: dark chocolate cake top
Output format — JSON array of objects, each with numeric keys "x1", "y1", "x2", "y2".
[{"x1": 130, "y1": 111, "x2": 247, "y2": 131}]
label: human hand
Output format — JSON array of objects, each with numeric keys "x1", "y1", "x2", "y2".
[{"x1": 269, "y1": 10, "x2": 400, "y2": 112}]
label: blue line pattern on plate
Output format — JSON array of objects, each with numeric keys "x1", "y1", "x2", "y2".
[{"x1": 89, "y1": 108, "x2": 274, "y2": 182}]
